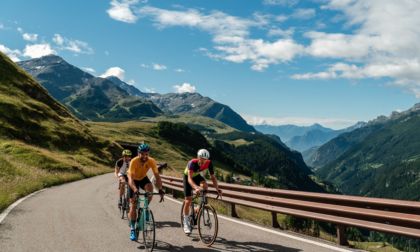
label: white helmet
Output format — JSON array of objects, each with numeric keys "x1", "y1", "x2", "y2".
[{"x1": 197, "y1": 149, "x2": 210, "y2": 159}]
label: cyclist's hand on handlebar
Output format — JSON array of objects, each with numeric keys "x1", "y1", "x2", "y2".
[
  {"x1": 158, "y1": 189, "x2": 165, "y2": 198},
  {"x1": 195, "y1": 187, "x2": 202, "y2": 195},
  {"x1": 218, "y1": 189, "x2": 222, "y2": 196}
]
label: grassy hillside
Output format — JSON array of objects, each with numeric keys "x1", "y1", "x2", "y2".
[
  {"x1": 0, "y1": 52, "x2": 122, "y2": 212},
  {"x1": 315, "y1": 110, "x2": 420, "y2": 196}
]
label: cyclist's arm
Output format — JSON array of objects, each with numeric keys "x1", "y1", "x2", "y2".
[
  {"x1": 154, "y1": 173, "x2": 163, "y2": 190},
  {"x1": 210, "y1": 174, "x2": 221, "y2": 195},
  {"x1": 114, "y1": 166, "x2": 120, "y2": 180},
  {"x1": 128, "y1": 174, "x2": 137, "y2": 192}
]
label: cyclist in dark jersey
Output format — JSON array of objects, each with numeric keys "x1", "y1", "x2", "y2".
[
  {"x1": 182, "y1": 149, "x2": 222, "y2": 234},
  {"x1": 115, "y1": 150, "x2": 132, "y2": 206}
]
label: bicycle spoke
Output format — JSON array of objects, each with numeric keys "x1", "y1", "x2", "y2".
[{"x1": 143, "y1": 209, "x2": 155, "y2": 251}]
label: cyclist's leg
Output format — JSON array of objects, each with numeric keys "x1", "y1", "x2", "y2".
[
  {"x1": 119, "y1": 175, "x2": 126, "y2": 198},
  {"x1": 183, "y1": 174, "x2": 193, "y2": 215},
  {"x1": 128, "y1": 179, "x2": 140, "y2": 231},
  {"x1": 195, "y1": 175, "x2": 207, "y2": 206}
]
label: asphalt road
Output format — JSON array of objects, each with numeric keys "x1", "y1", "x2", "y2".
[{"x1": 0, "y1": 172, "x2": 361, "y2": 252}]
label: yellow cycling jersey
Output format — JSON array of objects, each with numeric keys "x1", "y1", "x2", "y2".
[{"x1": 127, "y1": 157, "x2": 158, "y2": 181}]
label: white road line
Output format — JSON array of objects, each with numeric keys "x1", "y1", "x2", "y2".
[
  {"x1": 163, "y1": 195, "x2": 352, "y2": 252},
  {"x1": 0, "y1": 189, "x2": 45, "y2": 224}
]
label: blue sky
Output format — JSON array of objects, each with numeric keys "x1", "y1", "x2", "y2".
[{"x1": 1, "y1": 0, "x2": 420, "y2": 129}]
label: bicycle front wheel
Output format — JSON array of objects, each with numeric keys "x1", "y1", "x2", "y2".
[
  {"x1": 143, "y1": 209, "x2": 155, "y2": 252},
  {"x1": 197, "y1": 204, "x2": 218, "y2": 246},
  {"x1": 121, "y1": 194, "x2": 126, "y2": 219}
]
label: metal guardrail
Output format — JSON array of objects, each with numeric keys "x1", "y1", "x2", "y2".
[{"x1": 160, "y1": 175, "x2": 420, "y2": 247}]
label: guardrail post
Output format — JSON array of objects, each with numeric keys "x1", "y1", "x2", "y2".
[
  {"x1": 172, "y1": 189, "x2": 177, "y2": 199},
  {"x1": 231, "y1": 203, "x2": 239, "y2": 218},
  {"x1": 337, "y1": 224, "x2": 349, "y2": 246},
  {"x1": 271, "y1": 212, "x2": 280, "y2": 228}
]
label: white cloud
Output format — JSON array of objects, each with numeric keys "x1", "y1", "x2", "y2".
[
  {"x1": 267, "y1": 27, "x2": 295, "y2": 38},
  {"x1": 172, "y1": 4, "x2": 184, "y2": 9},
  {"x1": 100, "y1": 67, "x2": 125, "y2": 81},
  {"x1": 0, "y1": 23, "x2": 9, "y2": 29},
  {"x1": 141, "y1": 63, "x2": 149, "y2": 68},
  {"x1": 22, "y1": 33, "x2": 38, "y2": 42},
  {"x1": 275, "y1": 15, "x2": 289, "y2": 22},
  {"x1": 127, "y1": 79, "x2": 136, "y2": 85},
  {"x1": 0, "y1": 44, "x2": 22, "y2": 62},
  {"x1": 240, "y1": 114, "x2": 361, "y2": 130},
  {"x1": 107, "y1": 0, "x2": 139, "y2": 23},
  {"x1": 52, "y1": 34, "x2": 64, "y2": 45},
  {"x1": 17, "y1": 28, "x2": 22, "y2": 33},
  {"x1": 143, "y1": 87, "x2": 156, "y2": 93},
  {"x1": 173, "y1": 83, "x2": 195, "y2": 93},
  {"x1": 52, "y1": 34, "x2": 93, "y2": 54},
  {"x1": 81, "y1": 67, "x2": 95, "y2": 73},
  {"x1": 175, "y1": 69, "x2": 185, "y2": 72},
  {"x1": 263, "y1": 0, "x2": 299, "y2": 6},
  {"x1": 152, "y1": 63, "x2": 167, "y2": 70},
  {"x1": 105, "y1": 51, "x2": 109, "y2": 55},
  {"x1": 290, "y1": 8, "x2": 316, "y2": 20},
  {"x1": 23, "y1": 44, "x2": 56, "y2": 59}
]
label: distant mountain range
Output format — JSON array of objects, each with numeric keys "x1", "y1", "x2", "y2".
[
  {"x1": 16, "y1": 55, "x2": 163, "y2": 122},
  {"x1": 285, "y1": 122, "x2": 366, "y2": 152},
  {"x1": 254, "y1": 123, "x2": 333, "y2": 142},
  {"x1": 315, "y1": 102, "x2": 420, "y2": 200},
  {"x1": 106, "y1": 76, "x2": 256, "y2": 133}
]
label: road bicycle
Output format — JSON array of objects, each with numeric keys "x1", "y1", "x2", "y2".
[
  {"x1": 133, "y1": 190, "x2": 164, "y2": 252},
  {"x1": 118, "y1": 179, "x2": 130, "y2": 225},
  {"x1": 180, "y1": 189, "x2": 221, "y2": 246}
]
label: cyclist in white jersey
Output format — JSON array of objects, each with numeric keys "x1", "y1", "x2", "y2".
[{"x1": 115, "y1": 150, "x2": 132, "y2": 206}]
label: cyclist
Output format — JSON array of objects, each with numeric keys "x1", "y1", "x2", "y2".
[
  {"x1": 127, "y1": 144, "x2": 164, "y2": 240},
  {"x1": 115, "y1": 150, "x2": 132, "y2": 207},
  {"x1": 182, "y1": 149, "x2": 222, "y2": 234}
]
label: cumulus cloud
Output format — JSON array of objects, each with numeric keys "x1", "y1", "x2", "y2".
[
  {"x1": 0, "y1": 44, "x2": 22, "y2": 62},
  {"x1": 23, "y1": 44, "x2": 56, "y2": 59},
  {"x1": 107, "y1": 0, "x2": 139, "y2": 23},
  {"x1": 100, "y1": 67, "x2": 125, "y2": 81},
  {"x1": 174, "y1": 69, "x2": 185, "y2": 72},
  {"x1": 143, "y1": 87, "x2": 156, "y2": 93},
  {"x1": 290, "y1": 8, "x2": 316, "y2": 20},
  {"x1": 173, "y1": 83, "x2": 195, "y2": 93},
  {"x1": 52, "y1": 34, "x2": 93, "y2": 54},
  {"x1": 22, "y1": 33, "x2": 38, "y2": 42},
  {"x1": 263, "y1": 0, "x2": 299, "y2": 6},
  {"x1": 17, "y1": 28, "x2": 22, "y2": 33},
  {"x1": 152, "y1": 63, "x2": 167, "y2": 70},
  {"x1": 267, "y1": 27, "x2": 295, "y2": 38},
  {"x1": 240, "y1": 114, "x2": 361, "y2": 130},
  {"x1": 81, "y1": 67, "x2": 95, "y2": 73},
  {"x1": 141, "y1": 63, "x2": 149, "y2": 68}
]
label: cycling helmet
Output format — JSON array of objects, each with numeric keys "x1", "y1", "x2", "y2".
[
  {"x1": 122, "y1": 149, "x2": 132, "y2": 156},
  {"x1": 197, "y1": 149, "x2": 210, "y2": 159},
  {"x1": 138, "y1": 144, "x2": 151, "y2": 153}
]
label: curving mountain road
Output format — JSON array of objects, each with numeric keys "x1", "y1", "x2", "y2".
[{"x1": 0, "y1": 172, "x2": 361, "y2": 252}]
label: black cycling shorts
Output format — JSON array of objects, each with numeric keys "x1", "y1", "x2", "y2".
[
  {"x1": 128, "y1": 176, "x2": 152, "y2": 199},
  {"x1": 118, "y1": 174, "x2": 128, "y2": 182},
  {"x1": 183, "y1": 174, "x2": 205, "y2": 197}
]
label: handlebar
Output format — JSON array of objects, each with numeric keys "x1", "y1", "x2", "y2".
[
  {"x1": 134, "y1": 191, "x2": 165, "y2": 202},
  {"x1": 193, "y1": 190, "x2": 222, "y2": 200}
]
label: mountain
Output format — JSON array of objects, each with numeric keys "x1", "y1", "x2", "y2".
[
  {"x1": 0, "y1": 52, "x2": 121, "y2": 211},
  {"x1": 207, "y1": 131, "x2": 312, "y2": 174},
  {"x1": 302, "y1": 146, "x2": 319, "y2": 164},
  {"x1": 254, "y1": 123, "x2": 333, "y2": 142},
  {"x1": 106, "y1": 76, "x2": 256, "y2": 133},
  {"x1": 16, "y1": 55, "x2": 164, "y2": 122},
  {"x1": 285, "y1": 122, "x2": 367, "y2": 152},
  {"x1": 315, "y1": 103, "x2": 420, "y2": 198}
]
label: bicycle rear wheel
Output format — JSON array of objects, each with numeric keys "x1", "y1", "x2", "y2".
[
  {"x1": 180, "y1": 200, "x2": 194, "y2": 236},
  {"x1": 197, "y1": 204, "x2": 218, "y2": 246},
  {"x1": 143, "y1": 209, "x2": 155, "y2": 252}
]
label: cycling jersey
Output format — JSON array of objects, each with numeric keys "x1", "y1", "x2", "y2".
[
  {"x1": 128, "y1": 157, "x2": 158, "y2": 181},
  {"x1": 184, "y1": 159, "x2": 214, "y2": 177},
  {"x1": 115, "y1": 158, "x2": 130, "y2": 176}
]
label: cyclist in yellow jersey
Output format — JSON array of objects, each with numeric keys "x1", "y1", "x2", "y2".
[{"x1": 127, "y1": 144, "x2": 164, "y2": 240}]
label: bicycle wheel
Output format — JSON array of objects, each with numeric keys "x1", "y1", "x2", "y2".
[
  {"x1": 143, "y1": 209, "x2": 155, "y2": 252},
  {"x1": 180, "y1": 200, "x2": 194, "y2": 236},
  {"x1": 197, "y1": 204, "x2": 218, "y2": 246}
]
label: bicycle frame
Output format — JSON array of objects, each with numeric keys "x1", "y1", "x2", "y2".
[
  {"x1": 190, "y1": 190, "x2": 220, "y2": 224},
  {"x1": 135, "y1": 192, "x2": 163, "y2": 231}
]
